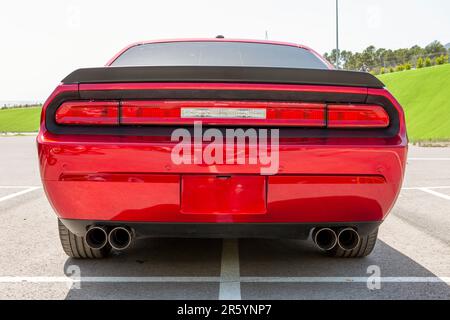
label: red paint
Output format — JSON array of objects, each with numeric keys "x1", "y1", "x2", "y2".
[
  {"x1": 181, "y1": 175, "x2": 267, "y2": 215},
  {"x1": 38, "y1": 45, "x2": 407, "y2": 226},
  {"x1": 38, "y1": 92, "x2": 407, "y2": 224},
  {"x1": 43, "y1": 175, "x2": 180, "y2": 221},
  {"x1": 40, "y1": 171, "x2": 402, "y2": 222}
]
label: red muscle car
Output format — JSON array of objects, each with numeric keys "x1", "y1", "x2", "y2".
[{"x1": 38, "y1": 39, "x2": 407, "y2": 258}]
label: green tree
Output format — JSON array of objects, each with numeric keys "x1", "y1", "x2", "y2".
[
  {"x1": 380, "y1": 67, "x2": 386, "y2": 74},
  {"x1": 393, "y1": 48, "x2": 409, "y2": 65},
  {"x1": 417, "y1": 57, "x2": 424, "y2": 68},
  {"x1": 396, "y1": 65, "x2": 405, "y2": 72},
  {"x1": 361, "y1": 45, "x2": 377, "y2": 70},
  {"x1": 404, "y1": 63, "x2": 412, "y2": 70},
  {"x1": 323, "y1": 52, "x2": 334, "y2": 66},
  {"x1": 409, "y1": 45, "x2": 425, "y2": 59},
  {"x1": 375, "y1": 48, "x2": 387, "y2": 67},
  {"x1": 339, "y1": 50, "x2": 353, "y2": 69},
  {"x1": 435, "y1": 55, "x2": 448, "y2": 65},
  {"x1": 324, "y1": 49, "x2": 354, "y2": 68},
  {"x1": 389, "y1": 67, "x2": 395, "y2": 73},
  {"x1": 425, "y1": 57, "x2": 432, "y2": 67},
  {"x1": 384, "y1": 49, "x2": 396, "y2": 67},
  {"x1": 345, "y1": 52, "x2": 364, "y2": 71},
  {"x1": 323, "y1": 42, "x2": 446, "y2": 71},
  {"x1": 425, "y1": 40, "x2": 446, "y2": 55}
]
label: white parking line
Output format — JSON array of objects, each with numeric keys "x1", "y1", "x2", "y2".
[
  {"x1": 402, "y1": 186, "x2": 450, "y2": 190},
  {"x1": 0, "y1": 276, "x2": 220, "y2": 283},
  {"x1": 0, "y1": 186, "x2": 41, "y2": 189},
  {"x1": 240, "y1": 277, "x2": 450, "y2": 284},
  {"x1": 0, "y1": 187, "x2": 41, "y2": 203},
  {"x1": 0, "y1": 276, "x2": 448, "y2": 284},
  {"x1": 408, "y1": 158, "x2": 450, "y2": 161},
  {"x1": 416, "y1": 188, "x2": 450, "y2": 201},
  {"x1": 402, "y1": 186, "x2": 450, "y2": 200},
  {"x1": 219, "y1": 239, "x2": 241, "y2": 300}
]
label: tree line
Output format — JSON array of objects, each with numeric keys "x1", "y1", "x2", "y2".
[{"x1": 324, "y1": 40, "x2": 449, "y2": 74}]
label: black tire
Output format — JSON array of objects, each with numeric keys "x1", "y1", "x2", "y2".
[
  {"x1": 58, "y1": 219, "x2": 110, "y2": 259},
  {"x1": 327, "y1": 228, "x2": 378, "y2": 258}
]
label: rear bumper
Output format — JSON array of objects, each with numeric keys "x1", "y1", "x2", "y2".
[
  {"x1": 38, "y1": 132, "x2": 407, "y2": 224},
  {"x1": 60, "y1": 219, "x2": 382, "y2": 240}
]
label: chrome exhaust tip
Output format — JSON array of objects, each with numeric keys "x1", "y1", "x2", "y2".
[
  {"x1": 108, "y1": 227, "x2": 133, "y2": 251},
  {"x1": 313, "y1": 228, "x2": 338, "y2": 251},
  {"x1": 337, "y1": 228, "x2": 360, "y2": 251},
  {"x1": 85, "y1": 226, "x2": 108, "y2": 250}
]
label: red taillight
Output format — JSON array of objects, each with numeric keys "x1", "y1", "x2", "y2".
[
  {"x1": 266, "y1": 104, "x2": 325, "y2": 127},
  {"x1": 121, "y1": 101, "x2": 326, "y2": 127},
  {"x1": 327, "y1": 105, "x2": 389, "y2": 128},
  {"x1": 55, "y1": 101, "x2": 119, "y2": 125},
  {"x1": 121, "y1": 101, "x2": 181, "y2": 125},
  {"x1": 54, "y1": 101, "x2": 390, "y2": 128}
]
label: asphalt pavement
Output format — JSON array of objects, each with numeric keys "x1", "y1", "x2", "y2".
[{"x1": 0, "y1": 136, "x2": 449, "y2": 299}]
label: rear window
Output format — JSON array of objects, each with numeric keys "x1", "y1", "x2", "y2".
[{"x1": 111, "y1": 41, "x2": 328, "y2": 70}]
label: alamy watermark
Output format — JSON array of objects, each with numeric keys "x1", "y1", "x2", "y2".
[
  {"x1": 66, "y1": 264, "x2": 81, "y2": 289},
  {"x1": 170, "y1": 121, "x2": 280, "y2": 175},
  {"x1": 367, "y1": 265, "x2": 381, "y2": 290}
]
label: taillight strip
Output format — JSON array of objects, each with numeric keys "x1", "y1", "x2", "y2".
[
  {"x1": 55, "y1": 100, "x2": 390, "y2": 128},
  {"x1": 328, "y1": 104, "x2": 390, "y2": 128},
  {"x1": 55, "y1": 101, "x2": 119, "y2": 125},
  {"x1": 121, "y1": 101, "x2": 326, "y2": 127}
]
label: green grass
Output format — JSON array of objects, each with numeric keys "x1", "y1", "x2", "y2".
[
  {"x1": 378, "y1": 64, "x2": 450, "y2": 142},
  {"x1": 0, "y1": 106, "x2": 42, "y2": 132}
]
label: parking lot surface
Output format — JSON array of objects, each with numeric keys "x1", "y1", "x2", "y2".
[{"x1": 0, "y1": 136, "x2": 449, "y2": 299}]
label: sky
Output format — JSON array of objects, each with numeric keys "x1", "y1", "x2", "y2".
[{"x1": 1, "y1": 0, "x2": 449, "y2": 102}]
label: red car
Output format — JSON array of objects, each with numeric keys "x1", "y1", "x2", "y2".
[{"x1": 38, "y1": 38, "x2": 407, "y2": 259}]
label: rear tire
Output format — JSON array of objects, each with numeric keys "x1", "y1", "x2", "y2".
[
  {"x1": 58, "y1": 219, "x2": 110, "y2": 259},
  {"x1": 327, "y1": 228, "x2": 378, "y2": 258}
]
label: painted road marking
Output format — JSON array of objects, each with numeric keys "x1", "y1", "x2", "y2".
[
  {"x1": 0, "y1": 276, "x2": 220, "y2": 283},
  {"x1": 219, "y1": 239, "x2": 241, "y2": 300},
  {"x1": 0, "y1": 187, "x2": 41, "y2": 203},
  {"x1": 402, "y1": 186, "x2": 450, "y2": 201},
  {"x1": 0, "y1": 186, "x2": 41, "y2": 189},
  {"x1": 402, "y1": 186, "x2": 450, "y2": 190},
  {"x1": 408, "y1": 158, "x2": 450, "y2": 161},
  {"x1": 239, "y1": 277, "x2": 450, "y2": 283},
  {"x1": 0, "y1": 276, "x2": 448, "y2": 284},
  {"x1": 416, "y1": 188, "x2": 450, "y2": 201}
]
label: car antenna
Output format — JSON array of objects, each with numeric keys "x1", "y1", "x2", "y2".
[{"x1": 215, "y1": 35, "x2": 225, "y2": 39}]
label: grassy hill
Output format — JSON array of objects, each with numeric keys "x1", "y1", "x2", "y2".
[
  {"x1": 378, "y1": 64, "x2": 450, "y2": 141},
  {"x1": 0, "y1": 106, "x2": 41, "y2": 132}
]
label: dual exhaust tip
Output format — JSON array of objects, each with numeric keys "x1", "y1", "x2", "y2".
[
  {"x1": 313, "y1": 227, "x2": 360, "y2": 251},
  {"x1": 86, "y1": 225, "x2": 359, "y2": 252},
  {"x1": 85, "y1": 226, "x2": 133, "y2": 251}
]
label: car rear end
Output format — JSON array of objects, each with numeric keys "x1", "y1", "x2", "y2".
[{"x1": 37, "y1": 40, "x2": 407, "y2": 258}]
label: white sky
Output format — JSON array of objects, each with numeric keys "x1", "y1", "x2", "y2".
[{"x1": 1, "y1": 0, "x2": 449, "y2": 101}]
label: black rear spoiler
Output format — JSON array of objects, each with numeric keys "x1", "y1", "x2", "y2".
[{"x1": 62, "y1": 66, "x2": 384, "y2": 89}]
